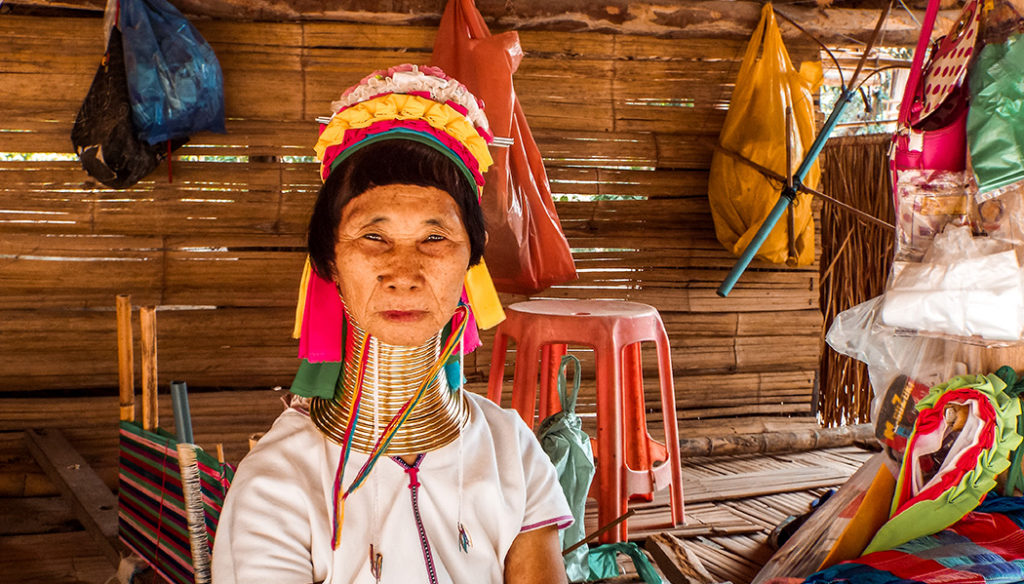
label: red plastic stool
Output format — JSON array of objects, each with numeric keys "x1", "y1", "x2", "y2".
[{"x1": 487, "y1": 299, "x2": 684, "y2": 542}]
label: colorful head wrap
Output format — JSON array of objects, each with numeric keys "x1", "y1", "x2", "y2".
[{"x1": 292, "y1": 64, "x2": 505, "y2": 398}]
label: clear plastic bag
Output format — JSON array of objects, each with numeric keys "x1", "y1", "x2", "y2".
[
  {"x1": 882, "y1": 225, "x2": 1024, "y2": 341},
  {"x1": 894, "y1": 170, "x2": 971, "y2": 261}
]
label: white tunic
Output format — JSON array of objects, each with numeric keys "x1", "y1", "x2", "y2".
[{"x1": 212, "y1": 393, "x2": 573, "y2": 584}]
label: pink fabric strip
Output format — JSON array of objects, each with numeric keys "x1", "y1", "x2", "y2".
[
  {"x1": 521, "y1": 515, "x2": 575, "y2": 532},
  {"x1": 298, "y1": 270, "x2": 344, "y2": 362},
  {"x1": 459, "y1": 289, "x2": 481, "y2": 355}
]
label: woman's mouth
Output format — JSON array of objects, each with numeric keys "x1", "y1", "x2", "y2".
[{"x1": 382, "y1": 310, "x2": 427, "y2": 322}]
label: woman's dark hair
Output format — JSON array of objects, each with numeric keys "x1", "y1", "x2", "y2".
[{"x1": 307, "y1": 139, "x2": 486, "y2": 280}]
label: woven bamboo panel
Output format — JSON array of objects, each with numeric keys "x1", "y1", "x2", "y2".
[{"x1": 0, "y1": 13, "x2": 825, "y2": 431}]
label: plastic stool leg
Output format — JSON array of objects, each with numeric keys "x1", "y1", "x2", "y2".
[
  {"x1": 596, "y1": 343, "x2": 626, "y2": 543},
  {"x1": 487, "y1": 329, "x2": 510, "y2": 406},
  {"x1": 539, "y1": 343, "x2": 567, "y2": 421},
  {"x1": 622, "y1": 342, "x2": 653, "y2": 502},
  {"x1": 511, "y1": 338, "x2": 541, "y2": 429},
  {"x1": 656, "y1": 330, "x2": 685, "y2": 526}
]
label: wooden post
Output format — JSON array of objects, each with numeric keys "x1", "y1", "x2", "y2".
[
  {"x1": 140, "y1": 306, "x2": 158, "y2": 431},
  {"x1": 116, "y1": 294, "x2": 135, "y2": 422}
]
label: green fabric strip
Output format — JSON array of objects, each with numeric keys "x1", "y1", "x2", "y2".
[{"x1": 290, "y1": 359, "x2": 343, "y2": 399}]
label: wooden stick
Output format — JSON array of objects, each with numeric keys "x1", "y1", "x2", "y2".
[
  {"x1": 116, "y1": 294, "x2": 135, "y2": 422},
  {"x1": 248, "y1": 432, "x2": 264, "y2": 451},
  {"x1": 563, "y1": 509, "x2": 635, "y2": 555},
  {"x1": 645, "y1": 533, "x2": 720, "y2": 584},
  {"x1": 784, "y1": 106, "x2": 797, "y2": 264},
  {"x1": 140, "y1": 306, "x2": 158, "y2": 431}
]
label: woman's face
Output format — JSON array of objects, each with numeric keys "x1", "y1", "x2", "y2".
[{"x1": 334, "y1": 184, "x2": 471, "y2": 346}]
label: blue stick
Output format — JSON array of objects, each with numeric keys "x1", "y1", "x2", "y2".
[{"x1": 717, "y1": 86, "x2": 856, "y2": 297}]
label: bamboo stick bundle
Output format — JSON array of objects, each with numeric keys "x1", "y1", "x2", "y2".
[{"x1": 818, "y1": 135, "x2": 895, "y2": 426}]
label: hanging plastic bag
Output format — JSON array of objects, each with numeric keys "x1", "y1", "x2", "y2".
[
  {"x1": 119, "y1": 0, "x2": 226, "y2": 145},
  {"x1": 430, "y1": 0, "x2": 577, "y2": 295},
  {"x1": 536, "y1": 356, "x2": 594, "y2": 582},
  {"x1": 968, "y1": 31, "x2": 1024, "y2": 196},
  {"x1": 71, "y1": 26, "x2": 166, "y2": 189},
  {"x1": 708, "y1": 3, "x2": 822, "y2": 266}
]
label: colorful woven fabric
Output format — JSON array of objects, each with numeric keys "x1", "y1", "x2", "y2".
[
  {"x1": 802, "y1": 494, "x2": 1024, "y2": 584},
  {"x1": 118, "y1": 421, "x2": 235, "y2": 584}
]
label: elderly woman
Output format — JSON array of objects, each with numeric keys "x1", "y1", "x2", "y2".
[{"x1": 211, "y1": 66, "x2": 572, "y2": 583}]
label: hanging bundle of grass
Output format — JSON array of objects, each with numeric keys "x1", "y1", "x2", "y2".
[{"x1": 818, "y1": 134, "x2": 895, "y2": 426}]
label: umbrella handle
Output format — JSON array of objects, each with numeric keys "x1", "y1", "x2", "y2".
[{"x1": 557, "y1": 355, "x2": 582, "y2": 414}]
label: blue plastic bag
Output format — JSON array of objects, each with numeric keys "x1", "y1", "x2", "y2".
[{"x1": 120, "y1": 0, "x2": 225, "y2": 145}]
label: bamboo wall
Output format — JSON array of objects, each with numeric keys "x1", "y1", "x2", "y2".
[{"x1": 1, "y1": 14, "x2": 823, "y2": 434}]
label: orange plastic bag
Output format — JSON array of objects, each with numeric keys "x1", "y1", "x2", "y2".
[
  {"x1": 708, "y1": 3, "x2": 822, "y2": 266},
  {"x1": 431, "y1": 0, "x2": 577, "y2": 295}
]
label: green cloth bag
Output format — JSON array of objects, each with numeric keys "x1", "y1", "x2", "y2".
[
  {"x1": 536, "y1": 355, "x2": 595, "y2": 582},
  {"x1": 968, "y1": 32, "x2": 1024, "y2": 195},
  {"x1": 587, "y1": 542, "x2": 664, "y2": 584}
]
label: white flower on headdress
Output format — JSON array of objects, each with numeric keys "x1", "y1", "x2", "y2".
[{"x1": 329, "y1": 65, "x2": 490, "y2": 136}]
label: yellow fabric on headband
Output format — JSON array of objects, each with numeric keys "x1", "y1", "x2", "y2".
[
  {"x1": 465, "y1": 259, "x2": 505, "y2": 330},
  {"x1": 314, "y1": 94, "x2": 494, "y2": 182}
]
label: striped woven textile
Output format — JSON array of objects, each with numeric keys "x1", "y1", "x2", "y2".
[
  {"x1": 799, "y1": 494, "x2": 1024, "y2": 584},
  {"x1": 118, "y1": 421, "x2": 235, "y2": 584}
]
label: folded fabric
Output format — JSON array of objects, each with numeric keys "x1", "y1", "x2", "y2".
[{"x1": 863, "y1": 374, "x2": 1022, "y2": 554}]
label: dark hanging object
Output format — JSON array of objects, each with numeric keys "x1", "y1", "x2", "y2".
[{"x1": 71, "y1": 27, "x2": 181, "y2": 189}]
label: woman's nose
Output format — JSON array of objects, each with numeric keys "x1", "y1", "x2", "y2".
[{"x1": 378, "y1": 246, "x2": 423, "y2": 290}]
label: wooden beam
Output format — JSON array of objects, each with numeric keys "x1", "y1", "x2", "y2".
[
  {"x1": 677, "y1": 423, "x2": 876, "y2": 457},
  {"x1": 23, "y1": 428, "x2": 121, "y2": 567},
  {"x1": 6, "y1": 0, "x2": 959, "y2": 44}
]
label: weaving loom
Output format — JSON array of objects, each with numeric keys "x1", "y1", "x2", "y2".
[
  {"x1": 115, "y1": 296, "x2": 236, "y2": 583},
  {"x1": 119, "y1": 421, "x2": 234, "y2": 584}
]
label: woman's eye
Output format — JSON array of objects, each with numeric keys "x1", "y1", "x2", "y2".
[
  {"x1": 424, "y1": 234, "x2": 447, "y2": 243},
  {"x1": 362, "y1": 233, "x2": 385, "y2": 242}
]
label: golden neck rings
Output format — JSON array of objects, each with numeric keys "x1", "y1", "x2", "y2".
[{"x1": 309, "y1": 321, "x2": 469, "y2": 456}]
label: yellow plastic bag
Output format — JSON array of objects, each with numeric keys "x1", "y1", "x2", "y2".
[{"x1": 708, "y1": 3, "x2": 823, "y2": 266}]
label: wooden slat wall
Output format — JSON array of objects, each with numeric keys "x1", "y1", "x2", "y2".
[{"x1": 0, "y1": 15, "x2": 823, "y2": 428}]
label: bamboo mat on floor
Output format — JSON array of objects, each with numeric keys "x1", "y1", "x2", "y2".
[{"x1": 581, "y1": 446, "x2": 874, "y2": 584}]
